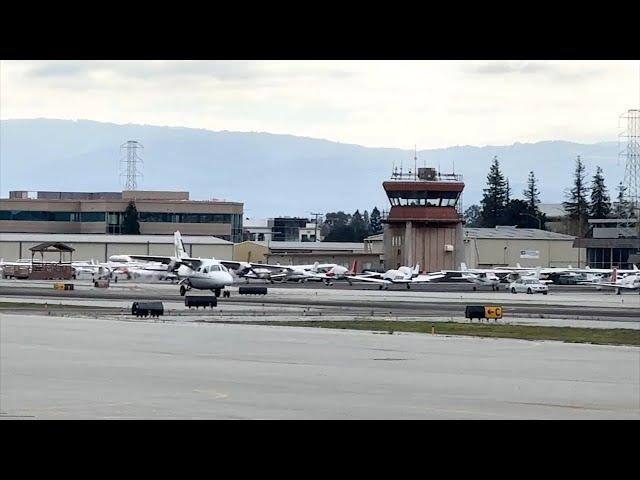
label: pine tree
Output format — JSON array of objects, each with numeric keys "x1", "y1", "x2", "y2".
[
  {"x1": 369, "y1": 207, "x2": 383, "y2": 235},
  {"x1": 350, "y1": 210, "x2": 366, "y2": 231},
  {"x1": 362, "y1": 210, "x2": 370, "y2": 232},
  {"x1": 505, "y1": 179, "x2": 511, "y2": 204},
  {"x1": 480, "y1": 156, "x2": 508, "y2": 228},
  {"x1": 589, "y1": 166, "x2": 611, "y2": 219},
  {"x1": 122, "y1": 201, "x2": 140, "y2": 234},
  {"x1": 523, "y1": 171, "x2": 541, "y2": 211},
  {"x1": 613, "y1": 182, "x2": 631, "y2": 218},
  {"x1": 563, "y1": 155, "x2": 589, "y2": 237}
]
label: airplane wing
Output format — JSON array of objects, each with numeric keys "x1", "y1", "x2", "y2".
[
  {"x1": 218, "y1": 260, "x2": 251, "y2": 272},
  {"x1": 592, "y1": 282, "x2": 638, "y2": 290},
  {"x1": 176, "y1": 257, "x2": 205, "y2": 270},
  {"x1": 355, "y1": 272, "x2": 385, "y2": 279},
  {"x1": 128, "y1": 254, "x2": 205, "y2": 271},
  {"x1": 127, "y1": 254, "x2": 175, "y2": 265},
  {"x1": 349, "y1": 275, "x2": 414, "y2": 285},
  {"x1": 348, "y1": 275, "x2": 392, "y2": 285},
  {"x1": 412, "y1": 273, "x2": 447, "y2": 283}
]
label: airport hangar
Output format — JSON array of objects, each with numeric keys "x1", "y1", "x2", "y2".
[
  {"x1": 233, "y1": 227, "x2": 585, "y2": 272},
  {"x1": 365, "y1": 228, "x2": 586, "y2": 270},
  {"x1": 0, "y1": 233, "x2": 234, "y2": 264}
]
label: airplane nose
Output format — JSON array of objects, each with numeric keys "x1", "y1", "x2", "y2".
[{"x1": 224, "y1": 272, "x2": 234, "y2": 285}]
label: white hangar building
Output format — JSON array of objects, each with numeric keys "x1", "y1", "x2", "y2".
[
  {"x1": 0, "y1": 233, "x2": 234, "y2": 263},
  {"x1": 365, "y1": 227, "x2": 587, "y2": 271}
]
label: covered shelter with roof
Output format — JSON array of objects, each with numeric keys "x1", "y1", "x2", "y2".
[{"x1": 28, "y1": 241, "x2": 75, "y2": 280}]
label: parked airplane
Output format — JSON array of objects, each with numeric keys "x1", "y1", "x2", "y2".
[
  {"x1": 584, "y1": 268, "x2": 640, "y2": 295},
  {"x1": 349, "y1": 264, "x2": 444, "y2": 290},
  {"x1": 169, "y1": 231, "x2": 337, "y2": 284},
  {"x1": 448, "y1": 263, "x2": 503, "y2": 291},
  {"x1": 258, "y1": 261, "x2": 342, "y2": 283},
  {"x1": 439, "y1": 263, "x2": 546, "y2": 291},
  {"x1": 310, "y1": 260, "x2": 358, "y2": 286}
]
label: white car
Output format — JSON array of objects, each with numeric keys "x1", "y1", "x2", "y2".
[{"x1": 509, "y1": 278, "x2": 549, "y2": 295}]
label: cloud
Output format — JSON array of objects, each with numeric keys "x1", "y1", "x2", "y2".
[
  {"x1": 26, "y1": 60, "x2": 104, "y2": 78},
  {"x1": 2, "y1": 60, "x2": 637, "y2": 149},
  {"x1": 20, "y1": 60, "x2": 356, "y2": 85},
  {"x1": 462, "y1": 60, "x2": 609, "y2": 82}
]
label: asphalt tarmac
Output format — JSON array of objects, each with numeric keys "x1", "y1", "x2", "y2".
[{"x1": 1, "y1": 313, "x2": 638, "y2": 419}]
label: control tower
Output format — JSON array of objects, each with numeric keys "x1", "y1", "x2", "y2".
[{"x1": 382, "y1": 166, "x2": 465, "y2": 272}]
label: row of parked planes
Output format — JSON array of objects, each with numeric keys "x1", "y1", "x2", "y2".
[{"x1": 1, "y1": 231, "x2": 638, "y2": 297}]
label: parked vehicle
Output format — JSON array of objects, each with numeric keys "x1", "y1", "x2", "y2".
[{"x1": 509, "y1": 278, "x2": 549, "y2": 295}]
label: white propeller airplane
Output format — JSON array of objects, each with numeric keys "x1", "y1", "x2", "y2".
[
  {"x1": 582, "y1": 268, "x2": 640, "y2": 295},
  {"x1": 124, "y1": 231, "x2": 234, "y2": 297},
  {"x1": 348, "y1": 264, "x2": 445, "y2": 290},
  {"x1": 446, "y1": 263, "x2": 504, "y2": 291},
  {"x1": 440, "y1": 263, "x2": 547, "y2": 291},
  {"x1": 125, "y1": 231, "x2": 333, "y2": 296},
  {"x1": 307, "y1": 260, "x2": 358, "y2": 286}
]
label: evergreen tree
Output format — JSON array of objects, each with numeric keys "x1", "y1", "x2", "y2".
[
  {"x1": 362, "y1": 210, "x2": 370, "y2": 232},
  {"x1": 349, "y1": 210, "x2": 369, "y2": 242},
  {"x1": 503, "y1": 199, "x2": 537, "y2": 227},
  {"x1": 563, "y1": 155, "x2": 589, "y2": 237},
  {"x1": 122, "y1": 201, "x2": 140, "y2": 234},
  {"x1": 369, "y1": 207, "x2": 383, "y2": 235},
  {"x1": 589, "y1": 166, "x2": 611, "y2": 219},
  {"x1": 463, "y1": 204, "x2": 483, "y2": 227},
  {"x1": 321, "y1": 211, "x2": 351, "y2": 237},
  {"x1": 523, "y1": 171, "x2": 541, "y2": 211},
  {"x1": 613, "y1": 182, "x2": 631, "y2": 218},
  {"x1": 505, "y1": 179, "x2": 511, "y2": 204},
  {"x1": 350, "y1": 210, "x2": 366, "y2": 232},
  {"x1": 480, "y1": 156, "x2": 508, "y2": 228}
]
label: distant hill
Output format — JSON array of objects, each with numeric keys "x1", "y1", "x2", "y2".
[{"x1": 0, "y1": 119, "x2": 624, "y2": 218}]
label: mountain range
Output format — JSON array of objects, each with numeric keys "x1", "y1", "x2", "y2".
[{"x1": 0, "y1": 119, "x2": 626, "y2": 218}]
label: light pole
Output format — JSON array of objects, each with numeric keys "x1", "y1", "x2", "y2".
[
  {"x1": 310, "y1": 212, "x2": 322, "y2": 242},
  {"x1": 519, "y1": 212, "x2": 542, "y2": 230}
]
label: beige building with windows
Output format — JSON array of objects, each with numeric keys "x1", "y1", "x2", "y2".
[{"x1": 1, "y1": 190, "x2": 243, "y2": 242}]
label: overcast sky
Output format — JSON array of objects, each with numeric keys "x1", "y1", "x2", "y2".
[{"x1": 1, "y1": 60, "x2": 638, "y2": 149}]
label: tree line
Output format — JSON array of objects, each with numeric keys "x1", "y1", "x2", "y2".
[
  {"x1": 320, "y1": 207, "x2": 384, "y2": 242},
  {"x1": 463, "y1": 155, "x2": 631, "y2": 237}
]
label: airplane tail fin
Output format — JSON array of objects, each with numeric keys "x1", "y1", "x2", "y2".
[
  {"x1": 517, "y1": 263, "x2": 522, "y2": 269},
  {"x1": 461, "y1": 262, "x2": 468, "y2": 272},
  {"x1": 633, "y1": 265, "x2": 639, "y2": 272},
  {"x1": 174, "y1": 230, "x2": 188, "y2": 260},
  {"x1": 351, "y1": 259, "x2": 358, "y2": 274},
  {"x1": 611, "y1": 268, "x2": 617, "y2": 283},
  {"x1": 413, "y1": 264, "x2": 420, "y2": 277},
  {"x1": 533, "y1": 266, "x2": 542, "y2": 279},
  {"x1": 311, "y1": 261, "x2": 319, "y2": 273}
]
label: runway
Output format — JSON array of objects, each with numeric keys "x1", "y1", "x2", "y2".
[
  {"x1": 1, "y1": 313, "x2": 638, "y2": 419},
  {"x1": 1, "y1": 278, "x2": 639, "y2": 327}
]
